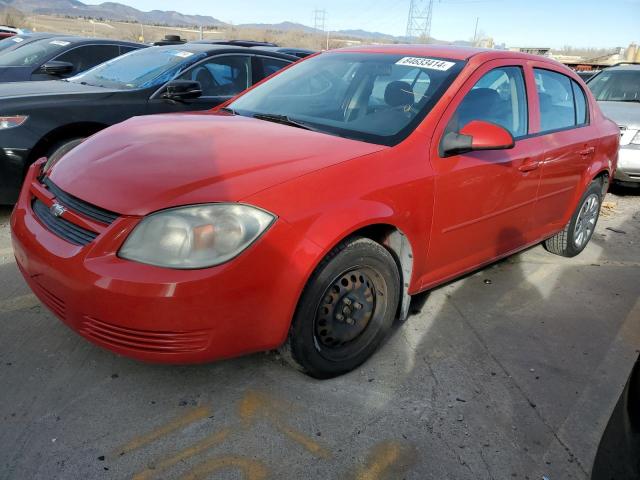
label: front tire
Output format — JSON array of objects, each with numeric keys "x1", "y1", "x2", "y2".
[
  {"x1": 544, "y1": 179, "x2": 603, "y2": 257},
  {"x1": 282, "y1": 237, "x2": 400, "y2": 379},
  {"x1": 43, "y1": 138, "x2": 85, "y2": 173}
]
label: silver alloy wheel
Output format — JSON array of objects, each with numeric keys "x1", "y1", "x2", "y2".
[{"x1": 573, "y1": 193, "x2": 600, "y2": 249}]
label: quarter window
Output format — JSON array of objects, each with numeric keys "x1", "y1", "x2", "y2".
[
  {"x1": 447, "y1": 66, "x2": 528, "y2": 138},
  {"x1": 534, "y1": 68, "x2": 588, "y2": 132},
  {"x1": 256, "y1": 57, "x2": 290, "y2": 81}
]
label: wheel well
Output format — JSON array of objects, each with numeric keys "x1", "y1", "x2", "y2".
[
  {"x1": 28, "y1": 122, "x2": 107, "y2": 164},
  {"x1": 350, "y1": 224, "x2": 414, "y2": 322},
  {"x1": 593, "y1": 170, "x2": 610, "y2": 196}
]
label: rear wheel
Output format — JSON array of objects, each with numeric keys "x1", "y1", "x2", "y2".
[
  {"x1": 281, "y1": 237, "x2": 400, "y2": 379},
  {"x1": 43, "y1": 138, "x2": 85, "y2": 173},
  {"x1": 544, "y1": 179, "x2": 603, "y2": 257}
]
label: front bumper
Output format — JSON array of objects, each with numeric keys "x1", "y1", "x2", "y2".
[
  {"x1": 11, "y1": 161, "x2": 322, "y2": 364},
  {"x1": 614, "y1": 146, "x2": 640, "y2": 183}
]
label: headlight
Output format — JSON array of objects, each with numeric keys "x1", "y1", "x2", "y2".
[
  {"x1": 0, "y1": 115, "x2": 28, "y2": 130},
  {"x1": 119, "y1": 204, "x2": 275, "y2": 269},
  {"x1": 631, "y1": 130, "x2": 640, "y2": 145}
]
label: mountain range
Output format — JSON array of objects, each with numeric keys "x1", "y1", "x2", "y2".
[{"x1": 0, "y1": 0, "x2": 403, "y2": 40}]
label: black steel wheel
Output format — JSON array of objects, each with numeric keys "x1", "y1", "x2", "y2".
[{"x1": 281, "y1": 237, "x2": 400, "y2": 379}]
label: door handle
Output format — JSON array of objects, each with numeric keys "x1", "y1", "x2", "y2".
[
  {"x1": 518, "y1": 159, "x2": 540, "y2": 173},
  {"x1": 579, "y1": 147, "x2": 595, "y2": 156}
]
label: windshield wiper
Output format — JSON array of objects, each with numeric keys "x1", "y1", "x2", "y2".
[
  {"x1": 617, "y1": 99, "x2": 640, "y2": 103},
  {"x1": 252, "y1": 113, "x2": 316, "y2": 131},
  {"x1": 220, "y1": 107, "x2": 237, "y2": 115}
]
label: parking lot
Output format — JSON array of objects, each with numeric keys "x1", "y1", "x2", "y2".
[{"x1": 0, "y1": 187, "x2": 637, "y2": 480}]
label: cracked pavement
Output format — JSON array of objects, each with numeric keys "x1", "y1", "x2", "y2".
[{"x1": 0, "y1": 187, "x2": 639, "y2": 480}]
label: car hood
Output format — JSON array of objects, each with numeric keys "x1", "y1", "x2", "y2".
[
  {"x1": 598, "y1": 101, "x2": 640, "y2": 130},
  {"x1": 48, "y1": 113, "x2": 387, "y2": 216},
  {"x1": 0, "y1": 79, "x2": 116, "y2": 99}
]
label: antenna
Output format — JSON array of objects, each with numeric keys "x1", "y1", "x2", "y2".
[{"x1": 406, "y1": 0, "x2": 435, "y2": 42}]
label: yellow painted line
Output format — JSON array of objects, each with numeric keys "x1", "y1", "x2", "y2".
[
  {"x1": 275, "y1": 423, "x2": 331, "y2": 459},
  {"x1": 180, "y1": 455, "x2": 268, "y2": 480},
  {"x1": 356, "y1": 441, "x2": 406, "y2": 480},
  {"x1": 132, "y1": 428, "x2": 230, "y2": 480},
  {"x1": 0, "y1": 294, "x2": 39, "y2": 314},
  {"x1": 113, "y1": 405, "x2": 212, "y2": 458}
]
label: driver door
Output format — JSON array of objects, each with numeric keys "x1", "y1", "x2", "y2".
[
  {"x1": 422, "y1": 60, "x2": 545, "y2": 287},
  {"x1": 147, "y1": 54, "x2": 254, "y2": 114}
]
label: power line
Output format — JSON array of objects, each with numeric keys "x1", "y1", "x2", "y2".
[
  {"x1": 313, "y1": 8, "x2": 327, "y2": 32},
  {"x1": 406, "y1": 0, "x2": 435, "y2": 41}
]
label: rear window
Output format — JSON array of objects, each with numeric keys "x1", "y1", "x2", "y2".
[{"x1": 588, "y1": 70, "x2": 640, "y2": 102}]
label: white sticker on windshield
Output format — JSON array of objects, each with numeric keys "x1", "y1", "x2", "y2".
[
  {"x1": 171, "y1": 51, "x2": 194, "y2": 58},
  {"x1": 396, "y1": 57, "x2": 455, "y2": 71},
  {"x1": 50, "y1": 40, "x2": 71, "y2": 46},
  {"x1": 11, "y1": 37, "x2": 25, "y2": 43}
]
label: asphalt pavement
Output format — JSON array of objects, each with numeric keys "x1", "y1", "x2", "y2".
[{"x1": 1, "y1": 187, "x2": 639, "y2": 480}]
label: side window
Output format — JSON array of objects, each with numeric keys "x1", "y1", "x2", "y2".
[
  {"x1": 256, "y1": 57, "x2": 290, "y2": 81},
  {"x1": 55, "y1": 45, "x2": 121, "y2": 74},
  {"x1": 448, "y1": 66, "x2": 528, "y2": 138},
  {"x1": 180, "y1": 56, "x2": 251, "y2": 97},
  {"x1": 534, "y1": 68, "x2": 579, "y2": 132},
  {"x1": 572, "y1": 80, "x2": 588, "y2": 125}
]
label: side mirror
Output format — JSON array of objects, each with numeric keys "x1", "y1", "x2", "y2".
[
  {"x1": 441, "y1": 120, "x2": 515, "y2": 157},
  {"x1": 39, "y1": 60, "x2": 74, "y2": 76},
  {"x1": 162, "y1": 80, "x2": 202, "y2": 101}
]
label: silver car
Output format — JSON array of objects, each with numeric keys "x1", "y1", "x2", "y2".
[{"x1": 588, "y1": 64, "x2": 640, "y2": 185}]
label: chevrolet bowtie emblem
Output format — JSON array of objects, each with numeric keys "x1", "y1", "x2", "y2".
[{"x1": 50, "y1": 202, "x2": 66, "y2": 218}]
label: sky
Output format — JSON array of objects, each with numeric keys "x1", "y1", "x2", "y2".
[{"x1": 83, "y1": 0, "x2": 640, "y2": 49}]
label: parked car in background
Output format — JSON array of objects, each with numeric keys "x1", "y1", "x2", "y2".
[
  {"x1": 0, "y1": 43, "x2": 297, "y2": 204},
  {"x1": 10, "y1": 45, "x2": 619, "y2": 378},
  {"x1": 0, "y1": 26, "x2": 22, "y2": 40},
  {"x1": 588, "y1": 63, "x2": 640, "y2": 185},
  {"x1": 0, "y1": 32, "x2": 56, "y2": 55},
  {"x1": 256, "y1": 46, "x2": 316, "y2": 59},
  {"x1": 0, "y1": 36, "x2": 144, "y2": 83},
  {"x1": 576, "y1": 70, "x2": 599, "y2": 82}
]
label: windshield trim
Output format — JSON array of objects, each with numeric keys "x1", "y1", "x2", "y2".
[{"x1": 230, "y1": 52, "x2": 467, "y2": 147}]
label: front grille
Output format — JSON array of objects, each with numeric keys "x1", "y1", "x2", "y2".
[
  {"x1": 32, "y1": 199, "x2": 98, "y2": 246},
  {"x1": 79, "y1": 316, "x2": 210, "y2": 354},
  {"x1": 42, "y1": 178, "x2": 118, "y2": 225}
]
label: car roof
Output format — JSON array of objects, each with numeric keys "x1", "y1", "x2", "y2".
[
  {"x1": 37, "y1": 35, "x2": 144, "y2": 47},
  {"x1": 335, "y1": 44, "x2": 562, "y2": 64},
  {"x1": 605, "y1": 63, "x2": 640, "y2": 71},
  {"x1": 177, "y1": 42, "x2": 298, "y2": 60}
]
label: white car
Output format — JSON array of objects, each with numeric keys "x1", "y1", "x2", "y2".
[{"x1": 588, "y1": 63, "x2": 640, "y2": 185}]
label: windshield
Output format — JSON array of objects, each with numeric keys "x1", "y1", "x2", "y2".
[
  {"x1": 0, "y1": 38, "x2": 70, "y2": 66},
  {"x1": 67, "y1": 47, "x2": 206, "y2": 90},
  {"x1": 0, "y1": 36, "x2": 29, "y2": 54},
  {"x1": 588, "y1": 70, "x2": 640, "y2": 102},
  {"x1": 229, "y1": 52, "x2": 465, "y2": 145}
]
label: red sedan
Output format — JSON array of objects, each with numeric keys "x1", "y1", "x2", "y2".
[{"x1": 11, "y1": 45, "x2": 619, "y2": 378}]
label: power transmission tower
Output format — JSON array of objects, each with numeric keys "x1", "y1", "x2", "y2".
[
  {"x1": 313, "y1": 9, "x2": 327, "y2": 32},
  {"x1": 406, "y1": 0, "x2": 435, "y2": 42}
]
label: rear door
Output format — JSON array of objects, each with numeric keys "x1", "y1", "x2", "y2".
[
  {"x1": 424, "y1": 59, "x2": 545, "y2": 286},
  {"x1": 529, "y1": 64, "x2": 597, "y2": 235}
]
